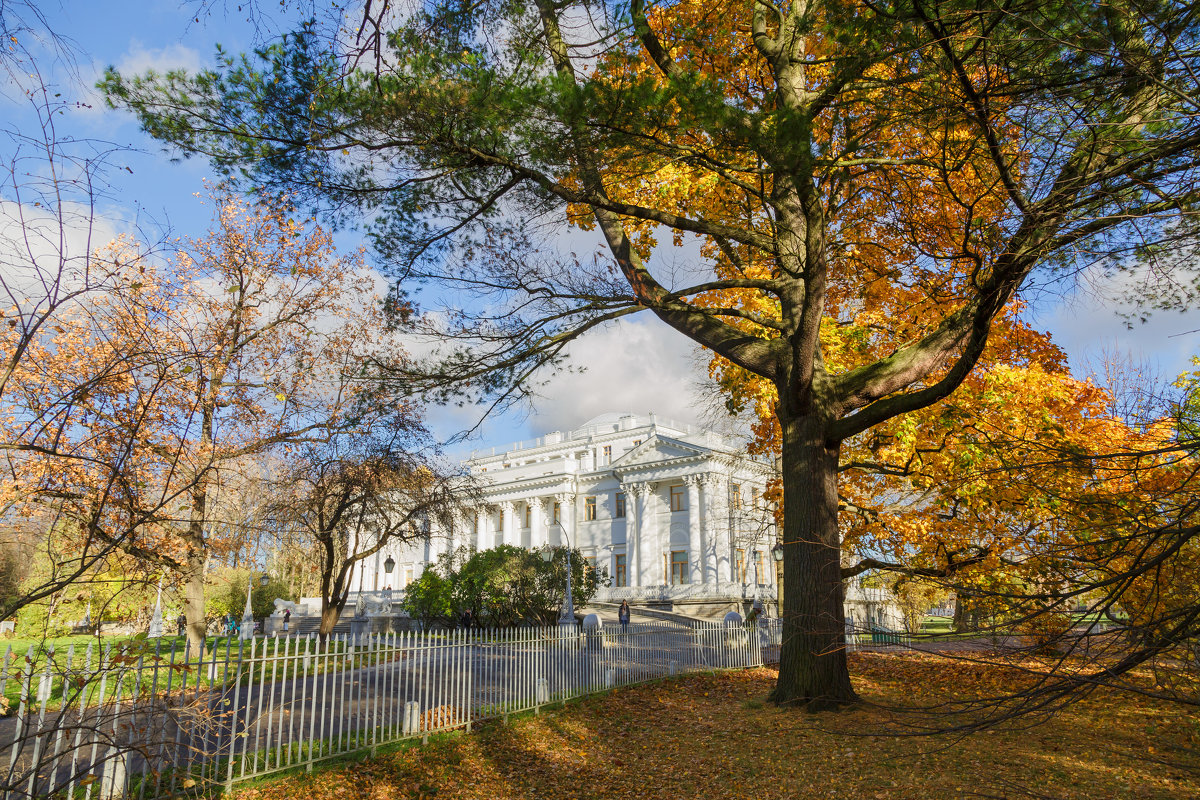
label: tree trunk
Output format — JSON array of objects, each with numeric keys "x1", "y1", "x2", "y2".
[
  {"x1": 182, "y1": 551, "x2": 207, "y2": 659},
  {"x1": 318, "y1": 602, "x2": 342, "y2": 641},
  {"x1": 953, "y1": 592, "x2": 982, "y2": 632},
  {"x1": 769, "y1": 410, "x2": 858, "y2": 709},
  {"x1": 183, "y1": 481, "x2": 210, "y2": 659}
]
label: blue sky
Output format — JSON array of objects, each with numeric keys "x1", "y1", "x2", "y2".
[{"x1": 3, "y1": 1, "x2": 1198, "y2": 457}]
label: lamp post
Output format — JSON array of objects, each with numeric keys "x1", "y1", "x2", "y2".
[
  {"x1": 772, "y1": 541, "x2": 784, "y2": 617},
  {"x1": 382, "y1": 556, "x2": 395, "y2": 602},
  {"x1": 241, "y1": 572, "x2": 269, "y2": 641},
  {"x1": 541, "y1": 522, "x2": 575, "y2": 626}
]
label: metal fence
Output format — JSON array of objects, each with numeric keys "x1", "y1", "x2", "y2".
[
  {"x1": 0, "y1": 619, "x2": 782, "y2": 799},
  {"x1": 843, "y1": 621, "x2": 911, "y2": 651}
]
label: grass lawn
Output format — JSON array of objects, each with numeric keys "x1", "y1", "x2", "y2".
[
  {"x1": 227, "y1": 652, "x2": 1200, "y2": 800},
  {"x1": 0, "y1": 634, "x2": 363, "y2": 711}
]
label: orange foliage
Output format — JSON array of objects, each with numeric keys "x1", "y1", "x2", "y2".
[
  {"x1": 587, "y1": 2, "x2": 1200, "y2": 613},
  {"x1": 0, "y1": 191, "x2": 410, "y2": 596}
]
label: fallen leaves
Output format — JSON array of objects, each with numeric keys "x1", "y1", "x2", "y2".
[{"x1": 231, "y1": 654, "x2": 1200, "y2": 800}]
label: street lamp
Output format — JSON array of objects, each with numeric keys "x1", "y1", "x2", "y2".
[
  {"x1": 383, "y1": 556, "x2": 396, "y2": 575},
  {"x1": 772, "y1": 542, "x2": 784, "y2": 563},
  {"x1": 542, "y1": 523, "x2": 575, "y2": 626}
]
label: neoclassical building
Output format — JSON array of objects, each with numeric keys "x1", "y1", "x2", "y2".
[{"x1": 350, "y1": 413, "x2": 779, "y2": 609}]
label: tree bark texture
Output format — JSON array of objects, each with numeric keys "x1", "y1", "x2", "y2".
[
  {"x1": 182, "y1": 550, "x2": 207, "y2": 659},
  {"x1": 769, "y1": 409, "x2": 857, "y2": 708}
]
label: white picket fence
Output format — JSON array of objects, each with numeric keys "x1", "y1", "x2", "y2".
[{"x1": 0, "y1": 620, "x2": 782, "y2": 799}]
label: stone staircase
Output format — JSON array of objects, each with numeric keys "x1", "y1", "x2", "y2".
[{"x1": 284, "y1": 615, "x2": 352, "y2": 638}]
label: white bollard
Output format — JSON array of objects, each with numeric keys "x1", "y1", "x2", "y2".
[
  {"x1": 535, "y1": 677, "x2": 550, "y2": 704},
  {"x1": 669, "y1": 659, "x2": 678, "y2": 676},
  {"x1": 605, "y1": 667, "x2": 616, "y2": 689},
  {"x1": 98, "y1": 747, "x2": 126, "y2": 800},
  {"x1": 403, "y1": 700, "x2": 420, "y2": 736}
]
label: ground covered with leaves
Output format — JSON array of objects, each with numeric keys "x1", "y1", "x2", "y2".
[{"x1": 232, "y1": 652, "x2": 1200, "y2": 800}]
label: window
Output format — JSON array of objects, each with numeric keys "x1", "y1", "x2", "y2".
[
  {"x1": 585, "y1": 496, "x2": 597, "y2": 521},
  {"x1": 614, "y1": 554, "x2": 627, "y2": 587},
  {"x1": 670, "y1": 551, "x2": 689, "y2": 585},
  {"x1": 734, "y1": 549, "x2": 746, "y2": 583},
  {"x1": 603, "y1": 445, "x2": 612, "y2": 464},
  {"x1": 524, "y1": 504, "x2": 531, "y2": 528},
  {"x1": 730, "y1": 483, "x2": 743, "y2": 509},
  {"x1": 669, "y1": 485, "x2": 686, "y2": 512},
  {"x1": 633, "y1": 439, "x2": 642, "y2": 447},
  {"x1": 584, "y1": 555, "x2": 596, "y2": 576},
  {"x1": 752, "y1": 550, "x2": 765, "y2": 585},
  {"x1": 553, "y1": 501, "x2": 561, "y2": 524},
  {"x1": 402, "y1": 567, "x2": 414, "y2": 589},
  {"x1": 614, "y1": 492, "x2": 626, "y2": 518}
]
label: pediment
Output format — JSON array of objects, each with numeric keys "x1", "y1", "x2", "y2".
[{"x1": 611, "y1": 434, "x2": 710, "y2": 469}]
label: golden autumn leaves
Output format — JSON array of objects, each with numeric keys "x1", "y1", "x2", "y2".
[{"x1": 0, "y1": 190, "x2": 411, "y2": 642}]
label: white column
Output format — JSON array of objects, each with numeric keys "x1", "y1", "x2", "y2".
[
  {"x1": 685, "y1": 476, "x2": 701, "y2": 586},
  {"x1": 634, "y1": 484, "x2": 654, "y2": 586},
  {"x1": 425, "y1": 518, "x2": 439, "y2": 564},
  {"x1": 500, "y1": 501, "x2": 516, "y2": 546},
  {"x1": 554, "y1": 492, "x2": 575, "y2": 549},
  {"x1": 698, "y1": 474, "x2": 714, "y2": 586},
  {"x1": 726, "y1": 482, "x2": 738, "y2": 583},
  {"x1": 475, "y1": 510, "x2": 487, "y2": 551},
  {"x1": 621, "y1": 483, "x2": 638, "y2": 586},
  {"x1": 530, "y1": 497, "x2": 545, "y2": 549}
]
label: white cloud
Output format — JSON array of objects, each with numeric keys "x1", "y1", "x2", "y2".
[
  {"x1": 115, "y1": 42, "x2": 203, "y2": 77},
  {"x1": 69, "y1": 41, "x2": 205, "y2": 117},
  {"x1": 529, "y1": 315, "x2": 708, "y2": 433},
  {"x1": 422, "y1": 314, "x2": 713, "y2": 458},
  {"x1": 0, "y1": 199, "x2": 128, "y2": 302},
  {"x1": 1036, "y1": 266, "x2": 1200, "y2": 382}
]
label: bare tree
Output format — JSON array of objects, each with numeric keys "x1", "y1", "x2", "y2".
[{"x1": 270, "y1": 435, "x2": 469, "y2": 638}]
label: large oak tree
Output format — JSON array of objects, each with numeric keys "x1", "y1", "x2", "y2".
[{"x1": 103, "y1": 0, "x2": 1200, "y2": 707}]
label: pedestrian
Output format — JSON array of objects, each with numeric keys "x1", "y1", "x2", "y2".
[
  {"x1": 618, "y1": 600, "x2": 630, "y2": 634},
  {"x1": 461, "y1": 608, "x2": 473, "y2": 630},
  {"x1": 176, "y1": 613, "x2": 186, "y2": 637},
  {"x1": 283, "y1": 608, "x2": 291, "y2": 634}
]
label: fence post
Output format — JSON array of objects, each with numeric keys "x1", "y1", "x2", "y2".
[{"x1": 465, "y1": 629, "x2": 474, "y2": 732}]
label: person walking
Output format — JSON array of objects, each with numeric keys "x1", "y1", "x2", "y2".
[
  {"x1": 283, "y1": 608, "x2": 291, "y2": 634},
  {"x1": 618, "y1": 600, "x2": 630, "y2": 634}
]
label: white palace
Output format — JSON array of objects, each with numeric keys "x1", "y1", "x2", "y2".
[{"x1": 349, "y1": 412, "x2": 780, "y2": 612}]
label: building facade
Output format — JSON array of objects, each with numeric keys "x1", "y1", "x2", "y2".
[{"x1": 350, "y1": 413, "x2": 779, "y2": 608}]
